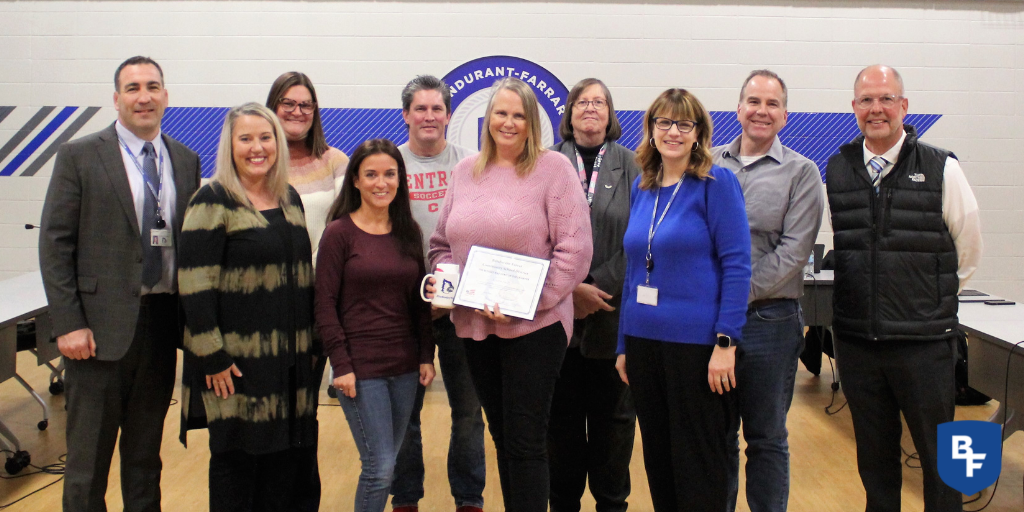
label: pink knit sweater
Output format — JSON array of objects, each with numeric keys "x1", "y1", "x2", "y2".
[{"x1": 429, "y1": 151, "x2": 593, "y2": 342}]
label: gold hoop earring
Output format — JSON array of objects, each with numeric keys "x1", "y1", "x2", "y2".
[
  {"x1": 692, "y1": 141, "x2": 699, "y2": 151},
  {"x1": 649, "y1": 138, "x2": 656, "y2": 148}
]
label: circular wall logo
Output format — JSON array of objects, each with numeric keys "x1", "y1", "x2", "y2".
[{"x1": 443, "y1": 56, "x2": 569, "y2": 150}]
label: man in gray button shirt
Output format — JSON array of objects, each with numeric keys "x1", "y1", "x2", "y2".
[{"x1": 712, "y1": 69, "x2": 824, "y2": 512}]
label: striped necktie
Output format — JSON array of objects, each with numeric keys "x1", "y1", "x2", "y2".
[{"x1": 868, "y1": 156, "x2": 887, "y2": 194}]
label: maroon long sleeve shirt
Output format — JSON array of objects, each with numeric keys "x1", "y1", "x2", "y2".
[{"x1": 314, "y1": 215, "x2": 434, "y2": 379}]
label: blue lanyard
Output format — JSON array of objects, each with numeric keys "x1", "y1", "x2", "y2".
[
  {"x1": 574, "y1": 143, "x2": 607, "y2": 206},
  {"x1": 645, "y1": 173, "x2": 684, "y2": 285},
  {"x1": 119, "y1": 138, "x2": 166, "y2": 224}
]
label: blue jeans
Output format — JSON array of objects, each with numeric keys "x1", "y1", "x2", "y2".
[
  {"x1": 728, "y1": 299, "x2": 804, "y2": 512},
  {"x1": 339, "y1": 372, "x2": 420, "y2": 512},
  {"x1": 392, "y1": 316, "x2": 486, "y2": 508}
]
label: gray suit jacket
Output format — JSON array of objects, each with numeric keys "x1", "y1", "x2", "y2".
[
  {"x1": 551, "y1": 139, "x2": 641, "y2": 359},
  {"x1": 39, "y1": 123, "x2": 202, "y2": 361}
]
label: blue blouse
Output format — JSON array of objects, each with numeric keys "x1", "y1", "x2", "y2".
[{"x1": 616, "y1": 165, "x2": 752, "y2": 353}]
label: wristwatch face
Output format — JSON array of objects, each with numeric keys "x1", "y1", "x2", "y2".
[{"x1": 717, "y1": 335, "x2": 732, "y2": 348}]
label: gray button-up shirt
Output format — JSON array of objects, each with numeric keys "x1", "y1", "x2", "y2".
[{"x1": 713, "y1": 135, "x2": 824, "y2": 302}]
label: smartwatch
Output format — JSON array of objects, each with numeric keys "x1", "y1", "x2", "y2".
[{"x1": 717, "y1": 334, "x2": 733, "y2": 348}]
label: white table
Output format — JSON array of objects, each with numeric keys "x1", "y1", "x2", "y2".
[
  {"x1": 958, "y1": 300, "x2": 1024, "y2": 440},
  {"x1": 800, "y1": 274, "x2": 1024, "y2": 439},
  {"x1": 0, "y1": 271, "x2": 59, "y2": 473},
  {"x1": 0, "y1": 272, "x2": 56, "y2": 382}
]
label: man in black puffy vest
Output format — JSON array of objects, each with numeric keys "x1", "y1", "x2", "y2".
[{"x1": 825, "y1": 65, "x2": 982, "y2": 512}]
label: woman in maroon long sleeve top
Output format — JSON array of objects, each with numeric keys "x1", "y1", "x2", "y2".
[{"x1": 314, "y1": 139, "x2": 435, "y2": 512}]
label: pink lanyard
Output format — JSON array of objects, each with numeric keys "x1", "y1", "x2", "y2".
[{"x1": 574, "y1": 143, "x2": 607, "y2": 206}]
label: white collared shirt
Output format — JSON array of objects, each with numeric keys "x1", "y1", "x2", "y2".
[
  {"x1": 858, "y1": 129, "x2": 983, "y2": 290},
  {"x1": 115, "y1": 120, "x2": 178, "y2": 294}
]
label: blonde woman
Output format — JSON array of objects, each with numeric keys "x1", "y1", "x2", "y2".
[
  {"x1": 428, "y1": 77, "x2": 593, "y2": 512},
  {"x1": 178, "y1": 102, "x2": 319, "y2": 511}
]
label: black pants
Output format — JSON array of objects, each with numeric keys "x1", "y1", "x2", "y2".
[
  {"x1": 209, "y1": 445, "x2": 316, "y2": 512},
  {"x1": 548, "y1": 347, "x2": 635, "y2": 512},
  {"x1": 463, "y1": 321, "x2": 567, "y2": 512},
  {"x1": 63, "y1": 294, "x2": 178, "y2": 512},
  {"x1": 626, "y1": 336, "x2": 739, "y2": 512},
  {"x1": 835, "y1": 337, "x2": 962, "y2": 512},
  {"x1": 291, "y1": 443, "x2": 321, "y2": 512}
]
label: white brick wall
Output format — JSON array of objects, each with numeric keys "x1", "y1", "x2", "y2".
[{"x1": 0, "y1": 0, "x2": 1020, "y2": 301}]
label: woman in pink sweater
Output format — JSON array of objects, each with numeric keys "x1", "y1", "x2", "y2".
[{"x1": 429, "y1": 77, "x2": 592, "y2": 512}]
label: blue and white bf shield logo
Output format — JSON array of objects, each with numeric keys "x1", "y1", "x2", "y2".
[{"x1": 937, "y1": 421, "x2": 1001, "y2": 495}]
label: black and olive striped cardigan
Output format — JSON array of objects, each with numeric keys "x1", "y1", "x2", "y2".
[{"x1": 177, "y1": 182, "x2": 321, "y2": 455}]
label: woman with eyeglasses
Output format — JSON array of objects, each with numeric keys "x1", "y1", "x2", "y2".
[
  {"x1": 546, "y1": 78, "x2": 639, "y2": 512},
  {"x1": 264, "y1": 71, "x2": 347, "y2": 511},
  {"x1": 266, "y1": 71, "x2": 349, "y2": 265},
  {"x1": 428, "y1": 77, "x2": 592, "y2": 512},
  {"x1": 614, "y1": 89, "x2": 751, "y2": 512}
]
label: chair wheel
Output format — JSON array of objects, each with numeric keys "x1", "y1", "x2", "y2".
[
  {"x1": 49, "y1": 380, "x2": 65, "y2": 395},
  {"x1": 38, "y1": 420, "x2": 48, "y2": 431},
  {"x1": 4, "y1": 451, "x2": 30, "y2": 475}
]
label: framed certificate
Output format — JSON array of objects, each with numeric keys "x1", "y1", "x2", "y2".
[{"x1": 453, "y1": 246, "x2": 551, "y2": 321}]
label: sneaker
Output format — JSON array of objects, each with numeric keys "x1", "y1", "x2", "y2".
[
  {"x1": 393, "y1": 507, "x2": 418, "y2": 512},
  {"x1": 456, "y1": 507, "x2": 483, "y2": 512}
]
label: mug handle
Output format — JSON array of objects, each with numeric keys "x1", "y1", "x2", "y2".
[{"x1": 420, "y1": 274, "x2": 435, "y2": 302}]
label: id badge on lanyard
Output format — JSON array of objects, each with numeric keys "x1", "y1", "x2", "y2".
[
  {"x1": 120, "y1": 139, "x2": 172, "y2": 247},
  {"x1": 638, "y1": 177, "x2": 683, "y2": 307},
  {"x1": 151, "y1": 229, "x2": 172, "y2": 247}
]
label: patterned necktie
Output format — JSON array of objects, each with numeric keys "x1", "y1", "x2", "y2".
[
  {"x1": 141, "y1": 142, "x2": 163, "y2": 288},
  {"x1": 868, "y1": 156, "x2": 887, "y2": 194}
]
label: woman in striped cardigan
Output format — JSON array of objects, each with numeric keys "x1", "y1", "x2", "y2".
[{"x1": 178, "y1": 102, "x2": 321, "y2": 512}]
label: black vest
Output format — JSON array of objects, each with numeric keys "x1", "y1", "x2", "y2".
[{"x1": 825, "y1": 125, "x2": 959, "y2": 342}]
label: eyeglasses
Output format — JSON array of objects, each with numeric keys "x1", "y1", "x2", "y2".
[
  {"x1": 279, "y1": 99, "x2": 317, "y2": 115},
  {"x1": 653, "y1": 117, "x2": 697, "y2": 133},
  {"x1": 854, "y1": 95, "x2": 901, "y2": 110},
  {"x1": 575, "y1": 99, "x2": 608, "y2": 111}
]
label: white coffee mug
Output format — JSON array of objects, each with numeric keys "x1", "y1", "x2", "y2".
[{"x1": 421, "y1": 263, "x2": 460, "y2": 309}]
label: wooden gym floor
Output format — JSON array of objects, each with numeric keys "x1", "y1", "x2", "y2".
[{"x1": 1, "y1": 349, "x2": 1021, "y2": 511}]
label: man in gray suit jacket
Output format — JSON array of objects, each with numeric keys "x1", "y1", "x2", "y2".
[{"x1": 39, "y1": 56, "x2": 201, "y2": 512}]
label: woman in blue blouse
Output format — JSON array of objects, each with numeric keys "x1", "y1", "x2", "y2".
[{"x1": 614, "y1": 88, "x2": 751, "y2": 512}]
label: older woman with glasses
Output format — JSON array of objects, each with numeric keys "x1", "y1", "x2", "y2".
[
  {"x1": 429, "y1": 77, "x2": 592, "y2": 512},
  {"x1": 614, "y1": 89, "x2": 751, "y2": 512},
  {"x1": 547, "y1": 78, "x2": 639, "y2": 512}
]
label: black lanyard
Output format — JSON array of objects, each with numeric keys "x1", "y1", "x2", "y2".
[{"x1": 644, "y1": 176, "x2": 683, "y2": 285}]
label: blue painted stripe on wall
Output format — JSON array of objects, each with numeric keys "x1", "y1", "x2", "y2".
[
  {"x1": 161, "y1": 106, "x2": 229, "y2": 177},
  {"x1": 0, "y1": 106, "x2": 77, "y2": 176},
  {"x1": 0, "y1": 106, "x2": 942, "y2": 179}
]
